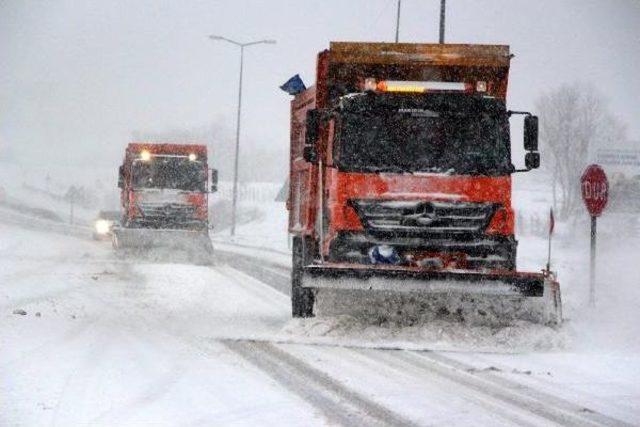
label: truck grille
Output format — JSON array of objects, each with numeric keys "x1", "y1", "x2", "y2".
[
  {"x1": 351, "y1": 200, "x2": 498, "y2": 238},
  {"x1": 138, "y1": 203, "x2": 197, "y2": 222}
]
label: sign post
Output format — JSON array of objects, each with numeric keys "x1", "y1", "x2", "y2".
[
  {"x1": 546, "y1": 208, "x2": 554, "y2": 272},
  {"x1": 589, "y1": 215, "x2": 596, "y2": 306},
  {"x1": 580, "y1": 164, "x2": 609, "y2": 307}
]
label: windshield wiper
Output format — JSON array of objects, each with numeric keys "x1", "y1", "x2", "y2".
[
  {"x1": 367, "y1": 166, "x2": 411, "y2": 174},
  {"x1": 414, "y1": 167, "x2": 447, "y2": 174}
]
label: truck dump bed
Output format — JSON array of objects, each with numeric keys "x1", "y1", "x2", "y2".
[{"x1": 314, "y1": 42, "x2": 511, "y2": 107}]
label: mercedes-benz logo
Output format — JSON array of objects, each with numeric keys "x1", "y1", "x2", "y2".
[
  {"x1": 400, "y1": 203, "x2": 437, "y2": 226},
  {"x1": 415, "y1": 204, "x2": 436, "y2": 225}
]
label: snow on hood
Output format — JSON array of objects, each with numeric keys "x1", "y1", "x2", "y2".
[{"x1": 134, "y1": 188, "x2": 192, "y2": 204}]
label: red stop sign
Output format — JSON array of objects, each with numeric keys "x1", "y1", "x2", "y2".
[{"x1": 581, "y1": 164, "x2": 609, "y2": 217}]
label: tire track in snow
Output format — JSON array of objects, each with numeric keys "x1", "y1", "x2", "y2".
[
  {"x1": 218, "y1": 248, "x2": 634, "y2": 426},
  {"x1": 211, "y1": 239, "x2": 290, "y2": 256},
  {"x1": 353, "y1": 348, "x2": 632, "y2": 427},
  {"x1": 214, "y1": 265, "x2": 290, "y2": 309},
  {"x1": 304, "y1": 345, "x2": 541, "y2": 427},
  {"x1": 221, "y1": 339, "x2": 418, "y2": 427},
  {"x1": 215, "y1": 249, "x2": 291, "y2": 296},
  {"x1": 412, "y1": 351, "x2": 635, "y2": 427}
]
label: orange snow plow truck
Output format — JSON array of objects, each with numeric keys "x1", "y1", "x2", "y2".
[
  {"x1": 114, "y1": 143, "x2": 217, "y2": 255},
  {"x1": 286, "y1": 42, "x2": 562, "y2": 325}
]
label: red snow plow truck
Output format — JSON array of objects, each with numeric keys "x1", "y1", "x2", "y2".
[
  {"x1": 286, "y1": 42, "x2": 562, "y2": 325},
  {"x1": 114, "y1": 143, "x2": 217, "y2": 255}
]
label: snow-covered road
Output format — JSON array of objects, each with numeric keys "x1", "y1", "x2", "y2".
[
  {"x1": 1, "y1": 224, "x2": 318, "y2": 425},
  {"x1": 2, "y1": 221, "x2": 639, "y2": 426}
]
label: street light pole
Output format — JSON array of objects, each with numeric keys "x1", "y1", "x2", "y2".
[
  {"x1": 395, "y1": 0, "x2": 401, "y2": 43},
  {"x1": 208, "y1": 35, "x2": 276, "y2": 236},
  {"x1": 231, "y1": 45, "x2": 244, "y2": 237},
  {"x1": 439, "y1": 0, "x2": 446, "y2": 43}
]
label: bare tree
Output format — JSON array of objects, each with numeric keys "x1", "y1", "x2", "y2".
[{"x1": 535, "y1": 83, "x2": 626, "y2": 218}]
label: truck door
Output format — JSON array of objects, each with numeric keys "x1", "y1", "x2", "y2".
[{"x1": 288, "y1": 91, "x2": 317, "y2": 236}]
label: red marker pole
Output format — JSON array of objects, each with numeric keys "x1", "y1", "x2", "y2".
[
  {"x1": 546, "y1": 207, "x2": 554, "y2": 272},
  {"x1": 581, "y1": 165, "x2": 609, "y2": 308},
  {"x1": 589, "y1": 215, "x2": 597, "y2": 307}
]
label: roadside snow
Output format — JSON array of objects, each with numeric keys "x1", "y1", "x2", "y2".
[{"x1": 0, "y1": 223, "x2": 319, "y2": 426}]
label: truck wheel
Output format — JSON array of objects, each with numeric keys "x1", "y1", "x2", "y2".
[
  {"x1": 292, "y1": 236, "x2": 315, "y2": 318},
  {"x1": 112, "y1": 229, "x2": 126, "y2": 253},
  {"x1": 112, "y1": 231, "x2": 120, "y2": 250}
]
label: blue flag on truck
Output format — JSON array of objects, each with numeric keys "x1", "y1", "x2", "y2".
[{"x1": 280, "y1": 74, "x2": 306, "y2": 95}]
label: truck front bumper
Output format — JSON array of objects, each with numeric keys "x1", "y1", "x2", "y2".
[
  {"x1": 301, "y1": 262, "x2": 562, "y2": 325},
  {"x1": 329, "y1": 231, "x2": 517, "y2": 270},
  {"x1": 302, "y1": 262, "x2": 545, "y2": 297}
]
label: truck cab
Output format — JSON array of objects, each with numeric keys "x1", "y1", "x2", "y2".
[{"x1": 289, "y1": 43, "x2": 539, "y2": 272}]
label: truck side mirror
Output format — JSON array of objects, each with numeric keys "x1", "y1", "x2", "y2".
[
  {"x1": 118, "y1": 166, "x2": 124, "y2": 189},
  {"x1": 524, "y1": 115, "x2": 539, "y2": 151},
  {"x1": 303, "y1": 145, "x2": 318, "y2": 163},
  {"x1": 525, "y1": 152, "x2": 540, "y2": 170},
  {"x1": 210, "y1": 169, "x2": 218, "y2": 193}
]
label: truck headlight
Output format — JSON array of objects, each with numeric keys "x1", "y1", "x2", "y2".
[{"x1": 95, "y1": 219, "x2": 111, "y2": 235}]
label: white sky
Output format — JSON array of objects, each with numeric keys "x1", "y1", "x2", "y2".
[{"x1": 1, "y1": 0, "x2": 639, "y2": 170}]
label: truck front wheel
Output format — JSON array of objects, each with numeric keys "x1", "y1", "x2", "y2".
[{"x1": 291, "y1": 236, "x2": 315, "y2": 318}]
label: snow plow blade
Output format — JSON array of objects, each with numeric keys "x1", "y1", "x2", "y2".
[
  {"x1": 301, "y1": 263, "x2": 562, "y2": 325},
  {"x1": 112, "y1": 227, "x2": 213, "y2": 262}
]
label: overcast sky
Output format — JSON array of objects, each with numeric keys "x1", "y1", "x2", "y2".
[{"x1": 1, "y1": 0, "x2": 638, "y2": 171}]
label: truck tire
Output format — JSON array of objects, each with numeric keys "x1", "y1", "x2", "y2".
[
  {"x1": 112, "y1": 230, "x2": 120, "y2": 250},
  {"x1": 291, "y1": 236, "x2": 315, "y2": 318}
]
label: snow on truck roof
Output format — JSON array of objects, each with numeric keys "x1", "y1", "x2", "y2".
[
  {"x1": 126, "y1": 142, "x2": 207, "y2": 156},
  {"x1": 293, "y1": 42, "x2": 513, "y2": 108},
  {"x1": 328, "y1": 42, "x2": 511, "y2": 67}
]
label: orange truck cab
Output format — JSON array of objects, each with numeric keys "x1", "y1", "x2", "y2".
[
  {"x1": 286, "y1": 43, "x2": 559, "y2": 321},
  {"x1": 114, "y1": 142, "x2": 218, "y2": 252}
]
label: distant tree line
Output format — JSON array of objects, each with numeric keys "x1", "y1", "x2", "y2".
[{"x1": 535, "y1": 82, "x2": 626, "y2": 218}]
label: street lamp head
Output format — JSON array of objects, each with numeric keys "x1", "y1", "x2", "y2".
[{"x1": 208, "y1": 35, "x2": 276, "y2": 47}]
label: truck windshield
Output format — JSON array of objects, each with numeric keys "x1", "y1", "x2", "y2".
[
  {"x1": 336, "y1": 94, "x2": 513, "y2": 175},
  {"x1": 132, "y1": 157, "x2": 206, "y2": 192}
]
